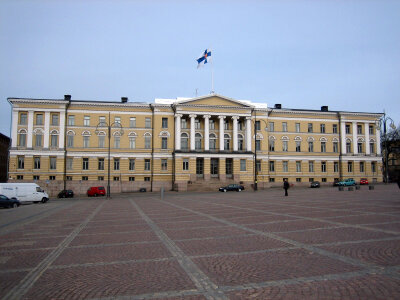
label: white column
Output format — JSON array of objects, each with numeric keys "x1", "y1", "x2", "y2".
[
  {"x1": 203, "y1": 115, "x2": 210, "y2": 151},
  {"x1": 246, "y1": 117, "x2": 252, "y2": 151},
  {"x1": 175, "y1": 114, "x2": 182, "y2": 150},
  {"x1": 376, "y1": 126, "x2": 381, "y2": 155},
  {"x1": 218, "y1": 116, "x2": 225, "y2": 151},
  {"x1": 365, "y1": 122, "x2": 370, "y2": 155},
  {"x1": 27, "y1": 110, "x2": 34, "y2": 148},
  {"x1": 340, "y1": 119, "x2": 346, "y2": 154},
  {"x1": 44, "y1": 111, "x2": 50, "y2": 148},
  {"x1": 190, "y1": 114, "x2": 197, "y2": 150},
  {"x1": 11, "y1": 110, "x2": 18, "y2": 147},
  {"x1": 352, "y1": 122, "x2": 358, "y2": 154},
  {"x1": 232, "y1": 116, "x2": 239, "y2": 151},
  {"x1": 59, "y1": 111, "x2": 66, "y2": 149}
]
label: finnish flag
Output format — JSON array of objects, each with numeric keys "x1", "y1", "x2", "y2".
[{"x1": 196, "y1": 49, "x2": 212, "y2": 68}]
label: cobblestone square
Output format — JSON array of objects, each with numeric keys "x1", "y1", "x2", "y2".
[{"x1": 0, "y1": 184, "x2": 399, "y2": 299}]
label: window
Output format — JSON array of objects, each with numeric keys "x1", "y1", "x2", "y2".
[
  {"x1": 209, "y1": 134, "x2": 216, "y2": 150},
  {"x1": 129, "y1": 137, "x2": 136, "y2": 149},
  {"x1": 255, "y1": 121, "x2": 260, "y2": 131},
  {"x1": 98, "y1": 158, "x2": 104, "y2": 170},
  {"x1": 34, "y1": 157, "x2": 41, "y2": 169},
  {"x1": 371, "y1": 162, "x2": 376, "y2": 173},
  {"x1": 66, "y1": 176, "x2": 72, "y2": 181},
  {"x1": 269, "y1": 161, "x2": 275, "y2": 172},
  {"x1": 144, "y1": 177, "x2": 151, "y2": 182},
  {"x1": 113, "y1": 177, "x2": 120, "y2": 181},
  {"x1": 357, "y1": 142, "x2": 363, "y2": 153},
  {"x1": 129, "y1": 177, "x2": 135, "y2": 181},
  {"x1": 321, "y1": 142, "x2": 326, "y2": 153},
  {"x1": 296, "y1": 141, "x2": 301, "y2": 152},
  {"x1": 19, "y1": 113, "x2": 27, "y2": 125},
  {"x1": 295, "y1": 123, "x2": 300, "y2": 133},
  {"x1": 238, "y1": 121, "x2": 243, "y2": 130},
  {"x1": 321, "y1": 161, "x2": 326, "y2": 172},
  {"x1": 296, "y1": 161, "x2": 301, "y2": 172},
  {"x1": 82, "y1": 176, "x2": 88, "y2": 181},
  {"x1": 320, "y1": 124, "x2": 325, "y2": 133},
  {"x1": 98, "y1": 176, "x2": 104, "y2": 181},
  {"x1": 224, "y1": 120, "x2": 229, "y2": 130},
  {"x1": 51, "y1": 114, "x2": 59, "y2": 126},
  {"x1": 99, "y1": 116, "x2": 106, "y2": 126},
  {"x1": 348, "y1": 161, "x2": 353, "y2": 172},
  {"x1": 98, "y1": 135, "x2": 105, "y2": 148},
  {"x1": 308, "y1": 141, "x2": 314, "y2": 152},
  {"x1": 162, "y1": 118, "x2": 168, "y2": 128},
  {"x1": 269, "y1": 178, "x2": 275, "y2": 182},
  {"x1": 36, "y1": 114, "x2": 43, "y2": 125},
  {"x1": 33, "y1": 175, "x2": 40, "y2": 180},
  {"x1": 195, "y1": 133, "x2": 201, "y2": 150},
  {"x1": 209, "y1": 119, "x2": 215, "y2": 130},
  {"x1": 83, "y1": 136, "x2": 90, "y2": 148},
  {"x1": 333, "y1": 142, "x2": 338, "y2": 153},
  {"x1": 144, "y1": 159, "x2": 151, "y2": 171},
  {"x1": 308, "y1": 123, "x2": 313, "y2": 133},
  {"x1": 114, "y1": 136, "x2": 120, "y2": 148},
  {"x1": 50, "y1": 157, "x2": 57, "y2": 169},
  {"x1": 18, "y1": 156, "x2": 24, "y2": 169},
  {"x1": 334, "y1": 162, "x2": 339, "y2": 172},
  {"x1": 255, "y1": 139, "x2": 261, "y2": 151},
  {"x1": 17, "y1": 175, "x2": 24, "y2": 180},
  {"x1": 357, "y1": 124, "x2": 362, "y2": 134},
  {"x1": 282, "y1": 122, "x2": 287, "y2": 132},
  {"x1": 84, "y1": 116, "x2": 90, "y2": 126},
  {"x1": 35, "y1": 132, "x2": 43, "y2": 147},
  {"x1": 162, "y1": 137, "x2": 168, "y2": 149},
  {"x1": 296, "y1": 178, "x2": 301, "y2": 182},
  {"x1": 114, "y1": 116, "x2": 121, "y2": 124},
  {"x1": 268, "y1": 122, "x2": 274, "y2": 132},
  {"x1": 66, "y1": 158, "x2": 73, "y2": 170},
  {"x1": 145, "y1": 118, "x2": 151, "y2": 128},
  {"x1": 49, "y1": 176, "x2": 56, "y2": 181},
  {"x1": 369, "y1": 125, "x2": 374, "y2": 135},
  {"x1": 283, "y1": 161, "x2": 288, "y2": 172},
  {"x1": 195, "y1": 119, "x2": 201, "y2": 129},
  {"x1": 130, "y1": 117, "x2": 136, "y2": 128},
  {"x1": 333, "y1": 124, "x2": 338, "y2": 134},
  {"x1": 309, "y1": 161, "x2": 314, "y2": 172},
  {"x1": 114, "y1": 158, "x2": 120, "y2": 170},
  {"x1": 145, "y1": 135, "x2": 151, "y2": 149},
  {"x1": 67, "y1": 132, "x2": 74, "y2": 147},
  {"x1": 181, "y1": 133, "x2": 189, "y2": 150},
  {"x1": 369, "y1": 142, "x2": 374, "y2": 154},
  {"x1": 309, "y1": 178, "x2": 314, "y2": 182},
  {"x1": 18, "y1": 131, "x2": 26, "y2": 147},
  {"x1": 282, "y1": 141, "x2": 288, "y2": 152},
  {"x1": 238, "y1": 135, "x2": 244, "y2": 150},
  {"x1": 83, "y1": 158, "x2": 89, "y2": 170},
  {"x1": 322, "y1": 178, "x2": 327, "y2": 182},
  {"x1": 240, "y1": 159, "x2": 246, "y2": 171},
  {"x1": 161, "y1": 159, "x2": 167, "y2": 170},
  {"x1": 360, "y1": 162, "x2": 365, "y2": 172},
  {"x1": 183, "y1": 159, "x2": 189, "y2": 170},
  {"x1": 256, "y1": 160, "x2": 261, "y2": 172},
  {"x1": 129, "y1": 159, "x2": 135, "y2": 170},
  {"x1": 269, "y1": 139, "x2": 275, "y2": 152},
  {"x1": 68, "y1": 115, "x2": 75, "y2": 126},
  {"x1": 346, "y1": 141, "x2": 351, "y2": 153},
  {"x1": 345, "y1": 124, "x2": 350, "y2": 134},
  {"x1": 50, "y1": 134, "x2": 58, "y2": 147}
]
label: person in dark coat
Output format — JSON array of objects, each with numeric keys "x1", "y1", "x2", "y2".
[{"x1": 283, "y1": 179, "x2": 290, "y2": 196}]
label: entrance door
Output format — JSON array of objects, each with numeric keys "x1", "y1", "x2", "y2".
[
  {"x1": 211, "y1": 158, "x2": 219, "y2": 177},
  {"x1": 196, "y1": 158, "x2": 204, "y2": 178},
  {"x1": 226, "y1": 158, "x2": 233, "y2": 178}
]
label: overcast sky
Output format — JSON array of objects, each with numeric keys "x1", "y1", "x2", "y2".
[{"x1": 1, "y1": 0, "x2": 399, "y2": 136}]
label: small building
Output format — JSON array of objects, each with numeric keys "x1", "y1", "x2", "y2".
[{"x1": 0, "y1": 132, "x2": 11, "y2": 183}]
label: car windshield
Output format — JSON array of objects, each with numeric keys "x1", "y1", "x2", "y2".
[{"x1": 99, "y1": 187, "x2": 105, "y2": 190}]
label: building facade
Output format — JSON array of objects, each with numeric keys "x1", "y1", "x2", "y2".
[
  {"x1": 8, "y1": 94, "x2": 383, "y2": 195},
  {"x1": 0, "y1": 132, "x2": 11, "y2": 182}
]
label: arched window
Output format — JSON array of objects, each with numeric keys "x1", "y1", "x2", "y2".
[
  {"x1": 346, "y1": 138, "x2": 352, "y2": 153},
  {"x1": 82, "y1": 130, "x2": 91, "y2": 148},
  {"x1": 128, "y1": 132, "x2": 137, "y2": 149},
  {"x1": 209, "y1": 133, "x2": 217, "y2": 150},
  {"x1": 144, "y1": 132, "x2": 152, "y2": 149},
  {"x1": 269, "y1": 136, "x2": 276, "y2": 152},
  {"x1": 18, "y1": 129, "x2": 27, "y2": 147},
  {"x1": 34, "y1": 128, "x2": 43, "y2": 147},
  {"x1": 224, "y1": 134, "x2": 231, "y2": 150},
  {"x1": 50, "y1": 130, "x2": 59, "y2": 148},
  {"x1": 181, "y1": 133, "x2": 189, "y2": 150},
  {"x1": 369, "y1": 138, "x2": 375, "y2": 154},
  {"x1": 238, "y1": 134, "x2": 244, "y2": 151},
  {"x1": 67, "y1": 130, "x2": 75, "y2": 148},
  {"x1": 195, "y1": 133, "x2": 202, "y2": 150},
  {"x1": 113, "y1": 132, "x2": 121, "y2": 149}
]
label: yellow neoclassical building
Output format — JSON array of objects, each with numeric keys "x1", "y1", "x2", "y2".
[{"x1": 8, "y1": 94, "x2": 383, "y2": 195}]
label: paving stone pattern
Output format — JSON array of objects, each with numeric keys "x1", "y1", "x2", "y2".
[{"x1": 0, "y1": 185, "x2": 399, "y2": 299}]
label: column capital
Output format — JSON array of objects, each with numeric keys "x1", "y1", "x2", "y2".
[
  {"x1": 189, "y1": 114, "x2": 197, "y2": 118},
  {"x1": 246, "y1": 116, "x2": 252, "y2": 120},
  {"x1": 175, "y1": 113, "x2": 183, "y2": 118},
  {"x1": 218, "y1": 115, "x2": 226, "y2": 120},
  {"x1": 232, "y1": 116, "x2": 240, "y2": 120},
  {"x1": 203, "y1": 114, "x2": 211, "y2": 119}
]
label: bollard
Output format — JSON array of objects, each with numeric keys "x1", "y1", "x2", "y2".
[
  {"x1": 369, "y1": 185, "x2": 374, "y2": 190},
  {"x1": 348, "y1": 187, "x2": 354, "y2": 191},
  {"x1": 355, "y1": 185, "x2": 360, "y2": 190},
  {"x1": 160, "y1": 187, "x2": 164, "y2": 200},
  {"x1": 338, "y1": 186, "x2": 344, "y2": 191}
]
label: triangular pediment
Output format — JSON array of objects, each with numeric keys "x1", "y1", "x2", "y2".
[{"x1": 175, "y1": 94, "x2": 253, "y2": 108}]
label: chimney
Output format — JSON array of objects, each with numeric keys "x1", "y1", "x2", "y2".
[
  {"x1": 321, "y1": 106, "x2": 328, "y2": 112},
  {"x1": 121, "y1": 97, "x2": 128, "y2": 103},
  {"x1": 64, "y1": 95, "x2": 71, "y2": 101},
  {"x1": 274, "y1": 104, "x2": 282, "y2": 109}
]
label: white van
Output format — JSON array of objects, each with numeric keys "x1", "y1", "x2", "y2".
[{"x1": 0, "y1": 183, "x2": 49, "y2": 203}]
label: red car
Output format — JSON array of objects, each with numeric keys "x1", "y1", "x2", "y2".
[
  {"x1": 360, "y1": 178, "x2": 368, "y2": 185},
  {"x1": 87, "y1": 186, "x2": 106, "y2": 197}
]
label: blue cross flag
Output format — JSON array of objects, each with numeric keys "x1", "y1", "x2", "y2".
[{"x1": 196, "y1": 49, "x2": 212, "y2": 68}]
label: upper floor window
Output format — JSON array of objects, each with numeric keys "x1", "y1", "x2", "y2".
[
  {"x1": 308, "y1": 123, "x2": 313, "y2": 133},
  {"x1": 114, "y1": 116, "x2": 121, "y2": 125},
  {"x1": 357, "y1": 124, "x2": 362, "y2": 134},
  {"x1": 114, "y1": 136, "x2": 120, "y2": 148},
  {"x1": 282, "y1": 140, "x2": 288, "y2": 152},
  {"x1": 370, "y1": 142, "x2": 375, "y2": 154},
  {"x1": 19, "y1": 113, "x2": 27, "y2": 125},
  {"x1": 83, "y1": 136, "x2": 90, "y2": 148},
  {"x1": 162, "y1": 118, "x2": 168, "y2": 128},
  {"x1": 183, "y1": 159, "x2": 189, "y2": 171},
  {"x1": 145, "y1": 134, "x2": 151, "y2": 149},
  {"x1": 67, "y1": 132, "x2": 74, "y2": 147},
  {"x1": 332, "y1": 124, "x2": 338, "y2": 134},
  {"x1": 295, "y1": 123, "x2": 300, "y2": 133},
  {"x1": 269, "y1": 139, "x2": 275, "y2": 152},
  {"x1": 255, "y1": 121, "x2": 260, "y2": 131},
  {"x1": 129, "y1": 159, "x2": 135, "y2": 170},
  {"x1": 18, "y1": 130, "x2": 27, "y2": 147},
  {"x1": 181, "y1": 133, "x2": 189, "y2": 150},
  {"x1": 320, "y1": 124, "x2": 325, "y2": 133},
  {"x1": 162, "y1": 137, "x2": 168, "y2": 149},
  {"x1": 268, "y1": 122, "x2": 274, "y2": 132},
  {"x1": 18, "y1": 156, "x2": 24, "y2": 169},
  {"x1": 35, "y1": 131, "x2": 43, "y2": 147},
  {"x1": 144, "y1": 159, "x2": 151, "y2": 171},
  {"x1": 98, "y1": 158, "x2": 105, "y2": 170},
  {"x1": 295, "y1": 141, "x2": 301, "y2": 152},
  {"x1": 333, "y1": 141, "x2": 338, "y2": 153},
  {"x1": 114, "y1": 158, "x2": 120, "y2": 170},
  {"x1": 98, "y1": 135, "x2": 105, "y2": 148},
  {"x1": 84, "y1": 116, "x2": 90, "y2": 126},
  {"x1": 36, "y1": 114, "x2": 43, "y2": 125},
  {"x1": 346, "y1": 141, "x2": 351, "y2": 153},
  {"x1": 50, "y1": 132, "x2": 58, "y2": 147},
  {"x1": 321, "y1": 141, "x2": 326, "y2": 153},
  {"x1": 145, "y1": 117, "x2": 151, "y2": 128},
  {"x1": 369, "y1": 125, "x2": 374, "y2": 135},
  {"x1": 181, "y1": 118, "x2": 187, "y2": 129},
  {"x1": 224, "y1": 134, "x2": 230, "y2": 150},
  {"x1": 282, "y1": 122, "x2": 287, "y2": 132},
  {"x1": 130, "y1": 117, "x2": 136, "y2": 128},
  {"x1": 224, "y1": 120, "x2": 229, "y2": 130},
  {"x1": 209, "y1": 133, "x2": 217, "y2": 150},
  {"x1": 68, "y1": 115, "x2": 75, "y2": 126},
  {"x1": 195, "y1": 133, "x2": 202, "y2": 150},
  {"x1": 255, "y1": 139, "x2": 261, "y2": 151},
  {"x1": 357, "y1": 142, "x2": 363, "y2": 153},
  {"x1": 348, "y1": 161, "x2": 353, "y2": 172},
  {"x1": 345, "y1": 124, "x2": 350, "y2": 134},
  {"x1": 209, "y1": 119, "x2": 215, "y2": 130},
  {"x1": 269, "y1": 161, "x2": 275, "y2": 172},
  {"x1": 321, "y1": 161, "x2": 327, "y2": 172},
  {"x1": 99, "y1": 116, "x2": 106, "y2": 126},
  {"x1": 240, "y1": 159, "x2": 246, "y2": 171},
  {"x1": 51, "y1": 114, "x2": 59, "y2": 126},
  {"x1": 195, "y1": 119, "x2": 201, "y2": 129},
  {"x1": 82, "y1": 158, "x2": 89, "y2": 170},
  {"x1": 282, "y1": 161, "x2": 288, "y2": 172},
  {"x1": 308, "y1": 141, "x2": 314, "y2": 152},
  {"x1": 34, "y1": 157, "x2": 40, "y2": 169}
]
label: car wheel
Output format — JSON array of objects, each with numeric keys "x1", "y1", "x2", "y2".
[
  {"x1": 12, "y1": 203, "x2": 18, "y2": 208},
  {"x1": 238, "y1": 188, "x2": 242, "y2": 192},
  {"x1": 224, "y1": 189, "x2": 227, "y2": 192},
  {"x1": 94, "y1": 193, "x2": 98, "y2": 197},
  {"x1": 41, "y1": 198, "x2": 46, "y2": 203}
]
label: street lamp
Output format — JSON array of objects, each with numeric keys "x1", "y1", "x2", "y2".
[
  {"x1": 377, "y1": 113, "x2": 396, "y2": 183},
  {"x1": 95, "y1": 112, "x2": 124, "y2": 198},
  {"x1": 253, "y1": 112, "x2": 268, "y2": 191}
]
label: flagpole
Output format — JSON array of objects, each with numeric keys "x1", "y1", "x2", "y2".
[{"x1": 211, "y1": 48, "x2": 214, "y2": 94}]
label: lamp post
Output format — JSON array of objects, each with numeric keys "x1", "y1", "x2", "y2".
[
  {"x1": 253, "y1": 112, "x2": 268, "y2": 191},
  {"x1": 95, "y1": 112, "x2": 124, "y2": 198},
  {"x1": 377, "y1": 113, "x2": 396, "y2": 183}
]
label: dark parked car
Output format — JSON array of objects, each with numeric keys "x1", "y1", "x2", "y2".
[
  {"x1": 219, "y1": 184, "x2": 244, "y2": 192},
  {"x1": 58, "y1": 190, "x2": 74, "y2": 198},
  {"x1": 310, "y1": 181, "x2": 320, "y2": 188},
  {"x1": 0, "y1": 194, "x2": 20, "y2": 208},
  {"x1": 333, "y1": 179, "x2": 340, "y2": 186},
  {"x1": 87, "y1": 186, "x2": 106, "y2": 197}
]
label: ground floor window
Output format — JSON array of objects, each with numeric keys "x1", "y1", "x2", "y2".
[
  {"x1": 296, "y1": 178, "x2": 301, "y2": 182},
  {"x1": 82, "y1": 176, "x2": 88, "y2": 181},
  {"x1": 240, "y1": 159, "x2": 246, "y2": 171},
  {"x1": 322, "y1": 178, "x2": 327, "y2": 182},
  {"x1": 113, "y1": 176, "x2": 120, "y2": 181},
  {"x1": 144, "y1": 177, "x2": 151, "y2": 181},
  {"x1": 33, "y1": 175, "x2": 40, "y2": 180},
  {"x1": 17, "y1": 175, "x2": 23, "y2": 180},
  {"x1": 129, "y1": 177, "x2": 135, "y2": 181},
  {"x1": 98, "y1": 176, "x2": 104, "y2": 181},
  {"x1": 309, "y1": 178, "x2": 314, "y2": 182},
  {"x1": 49, "y1": 176, "x2": 56, "y2": 180},
  {"x1": 269, "y1": 178, "x2": 275, "y2": 182},
  {"x1": 66, "y1": 176, "x2": 72, "y2": 181}
]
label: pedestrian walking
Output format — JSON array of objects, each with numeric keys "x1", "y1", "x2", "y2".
[{"x1": 283, "y1": 179, "x2": 290, "y2": 196}]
